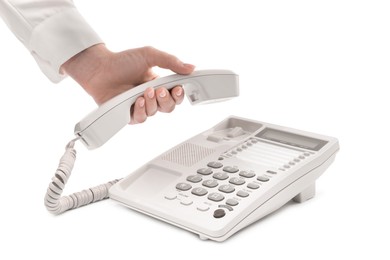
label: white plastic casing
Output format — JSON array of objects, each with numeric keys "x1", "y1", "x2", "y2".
[
  {"x1": 109, "y1": 116, "x2": 339, "y2": 241},
  {"x1": 74, "y1": 70, "x2": 239, "y2": 149}
]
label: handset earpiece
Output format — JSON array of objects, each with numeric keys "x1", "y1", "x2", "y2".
[{"x1": 74, "y1": 69, "x2": 239, "y2": 150}]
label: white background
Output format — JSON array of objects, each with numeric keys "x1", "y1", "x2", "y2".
[{"x1": 0, "y1": 0, "x2": 389, "y2": 259}]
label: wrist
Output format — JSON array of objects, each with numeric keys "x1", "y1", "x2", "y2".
[{"x1": 61, "y1": 44, "x2": 111, "y2": 98}]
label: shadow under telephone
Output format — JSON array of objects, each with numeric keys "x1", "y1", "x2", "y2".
[{"x1": 44, "y1": 70, "x2": 339, "y2": 241}]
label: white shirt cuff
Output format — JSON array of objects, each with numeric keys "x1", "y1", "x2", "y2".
[{"x1": 29, "y1": 8, "x2": 103, "y2": 83}]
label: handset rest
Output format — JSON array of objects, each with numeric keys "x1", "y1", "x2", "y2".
[{"x1": 74, "y1": 69, "x2": 239, "y2": 149}]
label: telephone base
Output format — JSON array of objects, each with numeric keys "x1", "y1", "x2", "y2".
[{"x1": 293, "y1": 183, "x2": 316, "y2": 203}]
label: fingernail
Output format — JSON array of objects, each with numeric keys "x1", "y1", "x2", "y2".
[
  {"x1": 147, "y1": 88, "x2": 154, "y2": 99},
  {"x1": 159, "y1": 89, "x2": 167, "y2": 98},
  {"x1": 175, "y1": 88, "x2": 183, "y2": 96},
  {"x1": 139, "y1": 98, "x2": 145, "y2": 107},
  {"x1": 183, "y1": 63, "x2": 195, "y2": 69}
]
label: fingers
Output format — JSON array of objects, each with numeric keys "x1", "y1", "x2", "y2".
[
  {"x1": 130, "y1": 97, "x2": 147, "y2": 124},
  {"x1": 141, "y1": 46, "x2": 195, "y2": 75},
  {"x1": 131, "y1": 86, "x2": 184, "y2": 124},
  {"x1": 170, "y1": 86, "x2": 185, "y2": 105}
]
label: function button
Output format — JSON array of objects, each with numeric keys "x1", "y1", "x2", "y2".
[
  {"x1": 304, "y1": 152, "x2": 311, "y2": 156},
  {"x1": 266, "y1": 170, "x2": 277, "y2": 175},
  {"x1": 207, "y1": 161, "x2": 223, "y2": 168},
  {"x1": 202, "y1": 179, "x2": 219, "y2": 188},
  {"x1": 223, "y1": 166, "x2": 239, "y2": 173},
  {"x1": 293, "y1": 158, "x2": 300, "y2": 163},
  {"x1": 197, "y1": 204, "x2": 210, "y2": 212},
  {"x1": 299, "y1": 155, "x2": 305, "y2": 160},
  {"x1": 180, "y1": 198, "x2": 193, "y2": 206},
  {"x1": 237, "y1": 190, "x2": 249, "y2": 198},
  {"x1": 218, "y1": 184, "x2": 235, "y2": 193},
  {"x1": 197, "y1": 168, "x2": 213, "y2": 175},
  {"x1": 218, "y1": 157, "x2": 224, "y2": 160},
  {"x1": 257, "y1": 175, "x2": 270, "y2": 182},
  {"x1": 241, "y1": 145, "x2": 247, "y2": 149},
  {"x1": 176, "y1": 182, "x2": 192, "y2": 191},
  {"x1": 213, "y1": 172, "x2": 229, "y2": 180},
  {"x1": 236, "y1": 147, "x2": 242, "y2": 152},
  {"x1": 283, "y1": 164, "x2": 291, "y2": 169},
  {"x1": 289, "y1": 161, "x2": 295, "y2": 166},
  {"x1": 246, "y1": 142, "x2": 253, "y2": 146},
  {"x1": 208, "y1": 192, "x2": 225, "y2": 202},
  {"x1": 229, "y1": 177, "x2": 245, "y2": 185},
  {"x1": 213, "y1": 209, "x2": 226, "y2": 218},
  {"x1": 226, "y1": 199, "x2": 239, "y2": 206},
  {"x1": 251, "y1": 139, "x2": 258, "y2": 144},
  {"x1": 186, "y1": 175, "x2": 202, "y2": 183},
  {"x1": 219, "y1": 204, "x2": 233, "y2": 211},
  {"x1": 239, "y1": 171, "x2": 255, "y2": 178},
  {"x1": 191, "y1": 187, "x2": 208, "y2": 196},
  {"x1": 247, "y1": 183, "x2": 260, "y2": 189},
  {"x1": 164, "y1": 193, "x2": 177, "y2": 200}
]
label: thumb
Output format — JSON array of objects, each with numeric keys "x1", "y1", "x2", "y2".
[{"x1": 142, "y1": 46, "x2": 195, "y2": 75}]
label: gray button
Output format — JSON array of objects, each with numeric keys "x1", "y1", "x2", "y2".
[
  {"x1": 257, "y1": 175, "x2": 270, "y2": 182},
  {"x1": 213, "y1": 209, "x2": 226, "y2": 218},
  {"x1": 207, "y1": 161, "x2": 223, "y2": 168},
  {"x1": 266, "y1": 170, "x2": 277, "y2": 174},
  {"x1": 247, "y1": 183, "x2": 259, "y2": 189},
  {"x1": 223, "y1": 166, "x2": 239, "y2": 173},
  {"x1": 197, "y1": 168, "x2": 213, "y2": 175},
  {"x1": 213, "y1": 172, "x2": 229, "y2": 180},
  {"x1": 237, "y1": 190, "x2": 249, "y2": 197},
  {"x1": 229, "y1": 177, "x2": 245, "y2": 185},
  {"x1": 176, "y1": 183, "x2": 192, "y2": 191},
  {"x1": 226, "y1": 199, "x2": 239, "y2": 206},
  {"x1": 202, "y1": 179, "x2": 218, "y2": 188},
  {"x1": 191, "y1": 187, "x2": 208, "y2": 196},
  {"x1": 208, "y1": 192, "x2": 225, "y2": 202},
  {"x1": 218, "y1": 184, "x2": 235, "y2": 193},
  {"x1": 239, "y1": 171, "x2": 255, "y2": 178},
  {"x1": 186, "y1": 175, "x2": 202, "y2": 183}
]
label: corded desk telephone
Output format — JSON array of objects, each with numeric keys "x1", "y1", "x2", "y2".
[{"x1": 45, "y1": 70, "x2": 339, "y2": 242}]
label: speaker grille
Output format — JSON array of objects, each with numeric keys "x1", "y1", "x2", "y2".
[{"x1": 161, "y1": 142, "x2": 215, "y2": 167}]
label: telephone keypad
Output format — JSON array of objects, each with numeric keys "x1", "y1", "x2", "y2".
[{"x1": 171, "y1": 161, "x2": 278, "y2": 217}]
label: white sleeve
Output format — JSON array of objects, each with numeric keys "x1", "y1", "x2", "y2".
[{"x1": 0, "y1": 0, "x2": 103, "y2": 83}]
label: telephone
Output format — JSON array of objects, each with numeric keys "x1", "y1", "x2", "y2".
[{"x1": 44, "y1": 70, "x2": 339, "y2": 242}]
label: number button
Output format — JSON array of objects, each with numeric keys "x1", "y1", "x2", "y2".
[
  {"x1": 197, "y1": 168, "x2": 213, "y2": 175},
  {"x1": 257, "y1": 175, "x2": 270, "y2": 182},
  {"x1": 223, "y1": 166, "x2": 239, "y2": 173},
  {"x1": 213, "y1": 172, "x2": 229, "y2": 180},
  {"x1": 229, "y1": 177, "x2": 245, "y2": 185},
  {"x1": 218, "y1": 184, "x2": 235, "y2": 193},
  {"x1": 186, "y1": 175, "x2": 202, "y2": 183},
  {"x1": 239, "y1": 171, "x2": 255, "y2": 178},
  {"x1": 208, "y1": 192, "x2": 225, "y2": 202},
  {"x1": 202, "y1": 179, "x2": 218, "y2": 188},
  {"x1": 176, "y1": 183, "x2": 191, "y2": 191},
  {"x1": 191, "y1": 187, "x2": 208, "y2": 196},
  {"x1": 207, "y1": 161, "x2": 223, "y2": 168}
]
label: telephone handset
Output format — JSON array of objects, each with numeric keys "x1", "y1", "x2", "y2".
[{"x1": 74, "y1": 70, "x2": 239, "y2": 150}]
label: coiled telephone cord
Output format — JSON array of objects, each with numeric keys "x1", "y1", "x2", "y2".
[{"x1": 44, "y1": 138, "x2": 121, "y2": 215}]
